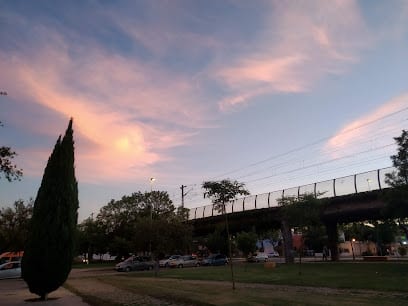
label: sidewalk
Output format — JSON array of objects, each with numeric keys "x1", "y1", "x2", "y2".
[{"x1": 0, "y1": 278, "x2": 89, "y2": 306}]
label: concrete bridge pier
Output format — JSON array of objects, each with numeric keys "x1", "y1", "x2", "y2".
[{"x1": 325, "y1": 221, "x2": 339, "y2": 261}]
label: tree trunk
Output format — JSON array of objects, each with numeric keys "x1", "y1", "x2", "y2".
[
  {"x1": 224, "y1": 207, "x2": 235, "y2": 290},
  {"x1": 281, "y1": 219, "x2": 294, "y2": 264}
]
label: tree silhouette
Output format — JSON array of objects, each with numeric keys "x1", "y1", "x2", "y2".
[{"x1": 22, "y1": 119, "x2": 78, "y2": 300}]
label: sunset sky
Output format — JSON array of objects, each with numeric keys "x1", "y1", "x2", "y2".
[{"x1": 1, "y1": 0, "x2": 407, "y2": 221}]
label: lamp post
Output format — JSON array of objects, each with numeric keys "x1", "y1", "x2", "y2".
[
  {"x1": 351, "y1": 238, "x2": 356, "y2": 261},
  {"x1": 149, "y1": 177, "x2": 155, "y2": 255}
]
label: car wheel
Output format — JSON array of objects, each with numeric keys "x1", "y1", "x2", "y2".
[
  {"x1": 125, "y1": 266, "x2": 131, "y2": 272},
  {"x1": 148, "y1": 265, "x2": 153, "y2": 270},
  {"x1": 196, "y1": 263, "x2": 200, "y2": 267},
  {"x1": 178, "y1": 264, "x2": 183, "y2": 268},
  {"x1": 165, "y1": 263, "x2": 169, "y2": 268}
]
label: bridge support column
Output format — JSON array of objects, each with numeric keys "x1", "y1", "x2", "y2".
[
  {"x1": 281, "y1": 219, "x2": 294, "y2": 264},
  {"x1": 325, "y1": 221, "x2": 339, "y2": 261}
]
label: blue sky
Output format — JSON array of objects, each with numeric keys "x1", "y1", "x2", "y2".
[{"x1": 1, "y1": 0, "x2": 407, "y2": 221}]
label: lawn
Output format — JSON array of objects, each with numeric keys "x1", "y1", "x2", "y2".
[
  {"x1": 127, "y1": 261, "x2": 408, "y2": 292},
  {"x1": 66, "y1": 262, "x2": 408, "y2": 305}
]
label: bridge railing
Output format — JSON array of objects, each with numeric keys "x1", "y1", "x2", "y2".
[{"x1": 188, "y1": 167, "x2": 395, "y2": 220}]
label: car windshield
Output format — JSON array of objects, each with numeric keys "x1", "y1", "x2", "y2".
[
  {"x1": 123, "y1": 257, "x2": 134, "y2": 262},
  {"x1": 169, "y1": 255, "x2": 180, "y2": 259}
]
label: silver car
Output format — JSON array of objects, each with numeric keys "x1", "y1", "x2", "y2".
[
  {"x1": 159, "y1": 255, "x2": 181, "y2": 268},
  {"x1": 169, "y1": 255, "x2": 200, "y2": 268},
  {"x1": 0, "y1": 261, "x2": 21, "y2": 279},
  {"x1": 115, "y1": 256, "x2": 154, "y2": 272}
]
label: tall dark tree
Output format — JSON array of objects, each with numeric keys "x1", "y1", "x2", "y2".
[
  {"x1": 22, "y1": 119, "x2": 78, "y2": 300},
  {"x1": 0, "y1": 121, "x2": 23, "y2": 181}
]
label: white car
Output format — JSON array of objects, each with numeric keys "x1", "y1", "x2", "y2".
[
  {"x1": 159, "y1": 255, "x2": 181, "y2": 268},
  {"x1": 169, "y1": 255, "x2": 200, "y2": 268},
  {"x1": 255, "y1": 252, "x2": 269, "y2": 262},
  {"x1": 0, "y1": 261, "x2": 21, "y2": 279},
  {"x1": 267, "y1": 251, "x2": 279, "y2": 258}
]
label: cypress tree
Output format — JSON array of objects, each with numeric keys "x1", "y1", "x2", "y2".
[{"x1": 22, "y1": 118, "x2": 78, "y2": 300}]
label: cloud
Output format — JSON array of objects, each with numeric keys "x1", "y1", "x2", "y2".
[
  {"x1": 0, "y1": 27, "x2": 214, "y2": 183},
  {"x1": 216, "y1": 0, "x2": 370, "y2": 110},
  {"x1": 324, "y1": 93, "x2": 408, "y2": 156}
]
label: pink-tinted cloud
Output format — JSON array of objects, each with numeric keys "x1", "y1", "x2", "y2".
[
  {"x1": 324, "y1": 93, "x2": 408, "y2": 156},
  {"x1": 216, "y1": 0, "x2": 369, "y2": 110},
  {"x1": 0, "y1": 30, "x2": 214, "y2": 183}
]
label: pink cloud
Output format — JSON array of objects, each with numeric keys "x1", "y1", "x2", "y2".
[
  {"x1": 216, "y1": 0, "x2": 370, "y2": 110},
  {"x1": 324, "y1": 94, "x2": 408, "y2": 156},
  {"x1": 0, "y1": 32, "x2": 214, "y2": 183}
]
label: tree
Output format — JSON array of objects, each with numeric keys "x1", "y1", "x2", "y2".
[
  {"x1": 278, "y1": 194, "x2": 325, "y2": 263},
  {"x1": 384, "y1": 129, "x2": 408, "y2": 238},
  {"x1": 386, "y1": 130, "x2": 408, "y2": 186},
  {"x1": 205, "y1": 227, "x2": 228, "y2": 254},
  {"x1": 77, "y1": 217, "x2": 107, "y2": 262},
  {"x1": 202, "y1": 179, "x2": 249, "y2": 290},
  {"x1": 22, "y1": 119, "x2": 78, "y2": 300},
  {"x1": 236, "y1": 231, "x2": 257, "y2": 257},
  {"x1": 0, "y1": 121, "x2": 23, "y2": 181},
  {"x1": 0, "y1": 199, "x2": 33, "y2": 252},
  {"x1": 94, "y1": 190, "x2": 192, "y2": 258},
  {"x1": 202, "y1": 180, "x2": 249, "y2": 212}
]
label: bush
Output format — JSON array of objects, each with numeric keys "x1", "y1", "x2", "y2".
[
  {"x1": 362, "y1": 250, "x2": 374, "y2": 256},
  {"x1": 398, "y1": 246, "x2": 407, "y2": 257}
]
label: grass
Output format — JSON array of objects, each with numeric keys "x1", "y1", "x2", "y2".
[
  {"x1": 127, "y1": 262, "x2": 408, "y2": 292},
  {"x1": 66, "y1": 262, "x2": 408, "y2": 306}
]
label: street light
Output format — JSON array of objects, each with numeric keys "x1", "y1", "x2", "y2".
[
  {"x1": 149, "y1": 177, "x2": 156, "y2": 256},
  {"x1": 150, "y1": 177, "x2": 155, "y2": 192},
  {"x1": 367, "y1": 178, "x2": 372, "y2": 191},
  {"x1": 351, "y1": 238, "x2": 356, "y2": 261}
]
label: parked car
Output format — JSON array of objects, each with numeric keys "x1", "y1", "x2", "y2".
[
  {"x1": 159, "y1": 255, "x2": 181, "y2": 268},
  {"x1": 169, "y1": 255, "x2": 200, "y2": 268},
  {"x1": 303, "y1": 249, "x2": 315, "y2": 257},
  {"x1": 267, "y1": 251, "x2": 280, "y2": 258},
  {"x1": 115, "y1": 256, "x2": 154, "y2": 272},
  {"x1": 0, "y1": 261, "x2": 21, "y2": 279},
  {"x1": 0, "y1": 251, "x2": 24, "y2": 265},
  {"x1": 201, "y1": 254, "x2": 228, "y2": 266},
  {"x1": 247, "y1": 252, "x2": 269, "y2": 262}
]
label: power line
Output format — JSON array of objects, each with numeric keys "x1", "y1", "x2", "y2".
[
  {"x1": 207, "y1": 106, "x2": 408, "y2": 180},
  {"x1": 244, "y1": 143, "x2": 394, "y2": 184}
]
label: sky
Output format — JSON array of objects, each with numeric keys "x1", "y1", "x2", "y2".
[{"x1": 1, "y1": 0, "x2": 408, "y2": 222}]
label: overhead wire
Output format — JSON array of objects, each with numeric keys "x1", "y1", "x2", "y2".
[{"x1": 177, "y1": 106, "x2": 408, "y2": 207}]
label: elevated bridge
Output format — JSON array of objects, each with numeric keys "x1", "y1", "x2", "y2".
[
  {"x1": 188, "y1": 167, "x2": 398, "y2": 260},
  {"x1": 189, "y1": 167, "x2": 393, "y2": 222}
]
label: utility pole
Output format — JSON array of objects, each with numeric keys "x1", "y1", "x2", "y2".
[{"x1": 180, "y1": 185, "x2": 187, "y2": 208}]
